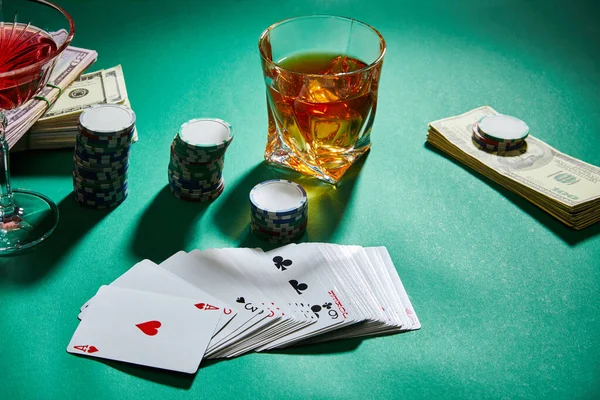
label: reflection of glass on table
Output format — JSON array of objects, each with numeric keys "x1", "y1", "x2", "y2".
[
  {"x1": 0, "y1": 0, "x2": 74, "y2": 253},
  {"x1": 259, "y1": 15, "x2": 386, "y2": 184}
]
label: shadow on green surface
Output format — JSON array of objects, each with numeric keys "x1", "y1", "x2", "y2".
[
  {"x1": 9, "y1": 148, "x2": 74, "y2": 176},
  {"x1": 424, "y1": 142, "x2": 600, "y2": 245},
  {"x1": 269, "y1": 336, "x2": 363, "y2": 356},
  {"x1": 0, "y1": 193, "x2": 112, "y2": 282},
  {"x1": 78, "y1": 337, "x2": 363, "y2": 389},
  {"x1": 130, "y1": 185, "x2": 209, "y2": 263},
  {"x1": 74, "y1": 356, "x2": 195, "y2": 390},
  {"x1": 214, "y1": 156, "x2": 368, "y2": 247}
]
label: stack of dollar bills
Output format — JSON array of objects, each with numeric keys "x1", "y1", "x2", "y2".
[
  {"x1": 427, "y1": 106, "x2": 600, "y2": 230},
  {"x1": 14, "y1": 65, "x2": 137, "y2": 151},
  {"x1": 5, "y1": 45, "x2": 98, "y2": 150}
]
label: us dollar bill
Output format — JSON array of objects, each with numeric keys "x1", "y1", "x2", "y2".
[
  {"x1": 5, "y1": 46, "x2": 98, "y2": 149},
  {"x1": 15, "y1": 65, "x2": 137, "y2": 151},
  {"x1": 428, "y1": 106, "x2": 600, "y2": 229},
  {"x1": 39, "y1": 65, "x2": 127, "y2": 120}
]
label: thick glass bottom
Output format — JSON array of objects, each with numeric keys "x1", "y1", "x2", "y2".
[
  {"x1": 264, "y1": 132, "x2": 371, "y2": 184},
  {"x1": 0, "y1": 189, "x2": 59, "y2": 254}
]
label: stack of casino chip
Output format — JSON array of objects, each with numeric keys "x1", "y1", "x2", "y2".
[
  {"x1": 168, "y1": 118, "x2": 233, "y2": 202},
  {"x1": 249, "y1": 180, "x2": 308, "y2": 244},
  {"x1": 73, "y1": 104, "x2": 135, "y2": 209},
  {"x1": 471, "y1": 114, "x2": 529, "y2": 152}
]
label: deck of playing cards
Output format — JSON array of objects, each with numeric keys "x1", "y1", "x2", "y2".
[{"x1": 68, "y1": 243, "x2": 420, "y2": 373}]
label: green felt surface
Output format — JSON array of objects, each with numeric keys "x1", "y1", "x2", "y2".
[{"x1": 1, "y1": 0, "x2": 600, "y2": 398}]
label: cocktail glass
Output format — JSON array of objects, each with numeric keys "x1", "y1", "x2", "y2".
[{"x1": 0, "y1": 0, "x2": 74, "y2": 253}]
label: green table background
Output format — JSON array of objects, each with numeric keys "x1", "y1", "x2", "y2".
[{"x1": 1, "y1": 0, "x2": 599, "y2": 398}]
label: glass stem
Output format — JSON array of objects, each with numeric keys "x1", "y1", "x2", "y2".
[{"x1": 0, "y1": 111, "x2": 17, "y2": 218}]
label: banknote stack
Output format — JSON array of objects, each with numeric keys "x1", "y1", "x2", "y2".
[
  {"x1": 14, "y1": 65, "x2": 137, "y2": 151},
  {"x1": 5, "y1": 45, "x2": 98, "y2": 150},
  {"x1": 68, "y1": 244, "x2": 420, "y2": 373},
  {"x1": 427, "y1": 106, "x2": 600, "y2": 230}
]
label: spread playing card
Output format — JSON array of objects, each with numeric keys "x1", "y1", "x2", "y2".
[
  {"x1": 67, "y1": 285, "x2": 220, "y2": 373},
  {"x1": 68, "y1": 243, "x2": 420, "y2": 370},
  {"x1": 159, "y1": 251, "x2": 274, "y2": 357},
  {"x1": 78, "y1": 259, "x2": 238, "y2": 338},
  {"x1": 189, "y1": 248, "x2": 316, "y2": 358}
]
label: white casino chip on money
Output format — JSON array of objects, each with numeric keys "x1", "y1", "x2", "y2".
[
  {"x1": 477, "y1": 114, "x2": 529, "y2": 142},
  {"x1": 79, "y1": 104, "x2": 136, "y2": 136}
]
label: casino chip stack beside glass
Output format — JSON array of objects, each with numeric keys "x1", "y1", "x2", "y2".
[
  {"x1": 250, "y1": 180, "x2": 308, "y2": 244},
  {"x1": 471, "y1": 114, "x2": 529, "y2": 152},
  {"x1": 168, "y1": 119, "x2": 233, "y2": 202},
  {"x1": 73, "y1": 105, "x2": 136, "y2": 209}
]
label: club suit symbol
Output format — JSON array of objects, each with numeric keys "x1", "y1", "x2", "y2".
[
  {"x1": 311, "y1": 304, "x2": 322, "y2": 317},
  {"x1": 288, "y1": 280, "x2": 308, "y2": 295},
  {"x1": 273, "y1": 256, "x2": 292, "y2": 271}
]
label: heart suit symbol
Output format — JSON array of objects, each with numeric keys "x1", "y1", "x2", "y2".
[
  {"x1": 136, "y1": 320, "x2": 162, "y2": 336},
  {"x1": 195, "y1": 303, "x2": 219, "y2": 311}
]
